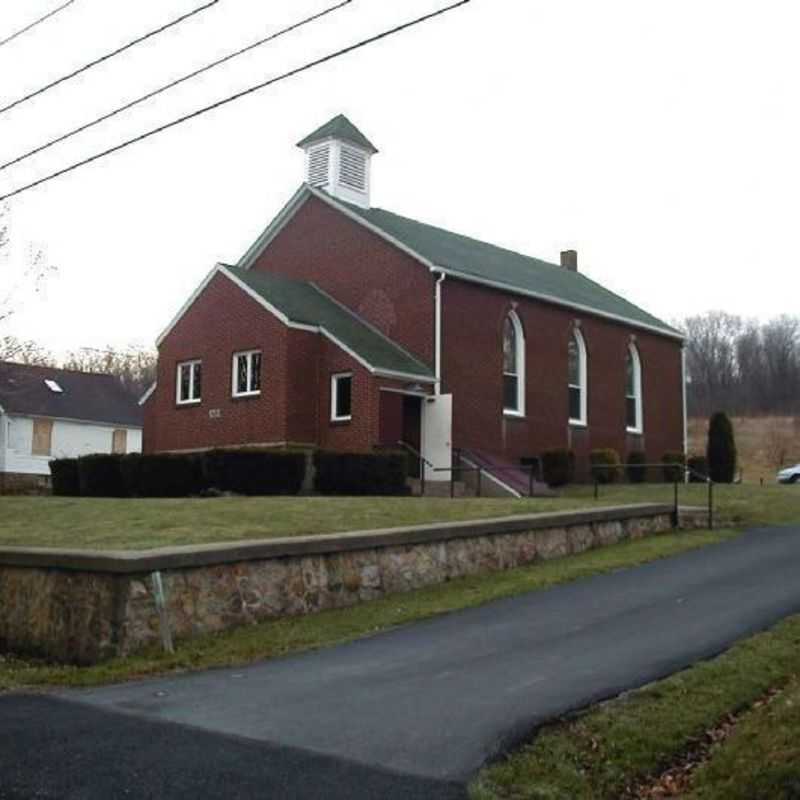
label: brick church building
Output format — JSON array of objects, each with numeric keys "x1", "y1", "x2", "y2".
[{"x1": 143, "y1": 115, "x2": 686, "y2": 492}]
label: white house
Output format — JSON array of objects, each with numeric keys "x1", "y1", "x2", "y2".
[{"x1": 0, "y1": 361, "x2": 143, "y2": 493}]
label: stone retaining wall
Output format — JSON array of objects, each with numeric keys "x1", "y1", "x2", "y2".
[{"x1": 0, "y1": 504, "x2": 700, "y2": 665}]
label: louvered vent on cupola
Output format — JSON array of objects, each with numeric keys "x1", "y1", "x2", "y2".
[
  {"x1": 339, "y1": 145, "x2": 367, "y2": 192},
  {"x1": 307, "y1": 144, "x2": 331, "y2": 188},
  {"x1": 297, "y1": 115, "x2": 378, "y2": 209}
]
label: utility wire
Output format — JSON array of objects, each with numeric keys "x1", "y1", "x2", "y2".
[
  {"x1": 0, "y1": 0, "x2": 219, "y2": 116},
  {"x1": 0, "y1": 0, "x2": 78, "y2": 49},
  {"x1": 0, "y1": 1, "x2": 470, "y2": 203},
  {"x1": 0, "y1": 0, "x2": 352, "y2": 172}
]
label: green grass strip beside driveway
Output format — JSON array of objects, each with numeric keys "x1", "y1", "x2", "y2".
[
  {"x1": 470, "y1": 612, "x2": 800, "y2": 800},
  {"x1": 686, "y1": 676, "x2": 800, "y2": 800},
  {"x1": 1, "y1": 528, "x2": 736, "y2": 692}
]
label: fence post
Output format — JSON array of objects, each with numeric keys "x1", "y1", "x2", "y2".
[
  {"x1": 673, "y1": 479, "x2": 679, "y2": 528},
  {"x1": 708, "y1": 480, "x2": 714, "y2": 530},
  {"x1": 421, "y1": 457, "x2": 426, "y2": 497},
  {"x1": 450, "y1": 468, "x2": 455, "y2": 499},
  {"x1": 594, "y1": 477, "x2": 599, "y2": 500},
  {"x1": 477, "y1": 468, "x2": 482, "y2": 497},
  {"x1": 529, "y1": 467, "x2": 534, "y2": 498}
]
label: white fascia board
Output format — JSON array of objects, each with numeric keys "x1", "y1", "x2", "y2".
[
  {"x1": 156, "y1": 265, "x2": 220, "y2": 347},
  {"x1": 218, "y1": 265, "x2": 316, "y2": 333},
  {"x1": 304, "y1": 185, "x2": 438, "y2": 270},
  {"x1": 435, "y1": 266, "x2": 685, "y2": 342},
  {"x1": 316, "y1": 328, "x2": 433, "y2": 384},
  {"x1": 235, "y1": 185, "x2": 681, "y2": 343},
  {"x1": 139, "y1": 382, "x2": 157, "y2": 405},
  {"x1": 157, "y1": 263, "x2": 431, "y2": 382},
  {"x1": 237, "y1": 185, "x2": 310, "y2": 270}
]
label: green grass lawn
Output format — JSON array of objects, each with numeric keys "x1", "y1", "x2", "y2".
[
  {"x1": 686, "y1": 677, "x2": 800, "y2": 800},
  {"x1": 0, "y1": 481, "x2": 793, "y2": 550},
  {"x1": 0, "y1": 495, "x2": 596, "y2": 550},
  {"x1": 0, "y1": 527, "x2": 736, "y2": 691},
  {"x1": 470, "y1": 613, "x2": 800, "y2": 800}
]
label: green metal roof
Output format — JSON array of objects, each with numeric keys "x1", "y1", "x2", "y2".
[
  {"x1": 296, "y1": 114, "x2": 378, "y2": 154},
  {"x1": 338, "y1": 201, "x2": 680, "y2": 337},
  {"x1": 223, "y1": 266, "x2": 433, "y2": 379}
]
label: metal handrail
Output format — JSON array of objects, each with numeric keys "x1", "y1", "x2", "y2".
[
  {"x1": 590, "y1": 462, "x2": 715, "y2": 529},
  {"x1": 397, "y1": 441, "x2": 434, "y2": 496}
]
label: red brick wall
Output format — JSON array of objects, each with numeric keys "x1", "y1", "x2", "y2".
[
  {"x1": 145, "y1": 271, "x2": 404, "y2": 454},
  {"x1": 147, "y1": 273, "x2": 294, "y2": 453},
  {"x1": 440, "y1": 278, "x2": 684, "y2": 475},
  {"x1": 248, "y1": 196, "x2": 436, "y2": 367}
]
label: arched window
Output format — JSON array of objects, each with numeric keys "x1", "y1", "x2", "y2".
[
  {"x1": 568, "y1": 329, "x2": 587, "y2": 424},
  {"x1": 503, "y1": 311, "x2": 525, "y2": 415},
  {"x1": 626, "y1": 343, "x2": 643, "y2": 432}
]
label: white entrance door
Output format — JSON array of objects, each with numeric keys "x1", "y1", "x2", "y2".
[{"x1": 421, "y1": 394, "x2": 452, "y2": 482}]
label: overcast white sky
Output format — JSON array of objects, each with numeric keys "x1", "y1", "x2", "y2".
[{"x1": 1, "y1": 0, "x2": 797, "y2": 357}]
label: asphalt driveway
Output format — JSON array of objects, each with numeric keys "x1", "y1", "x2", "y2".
[{"x1": 3, "y1": 525, "x2": 800, "y2": 798}]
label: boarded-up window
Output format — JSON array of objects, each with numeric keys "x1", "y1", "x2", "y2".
[
  {"x1": 32, "y1": 419, "x2": 53, "y2": 456},
  {"x1": 112, "y1": 429, "x2": 127, "y2": 454}
]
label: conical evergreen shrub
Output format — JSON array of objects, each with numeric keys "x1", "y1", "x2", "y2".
[{"x1": 706, "y1": 412, "x2": 737, "y2": 483}]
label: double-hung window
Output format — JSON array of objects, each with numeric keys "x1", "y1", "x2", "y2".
[
  {"x1": 177, "y1": 360, "x2": 202, "y2": 405},
  {"x1": 232, "y1": 350, "x2": 262, "y2": 397},
  {"x1": 502, "y1": 312, "x2": 525, "y2": 416},
  {"x1": 626, "y1": 344, "x2": 643, "y2": 433},
  {"x1": 331, "y1": 373, "x2": 353, "y2": 422},
  {"x1": 568, "y1": 330, "x2": 587, "y2": 425}
]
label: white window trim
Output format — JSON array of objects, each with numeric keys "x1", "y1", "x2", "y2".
[
  {"x1": 330, "y1": 372, "x2": 353, "y2": 422},
  {"x1": 503, "y1": 311, "x2": 526, "y2": 417},
  {"x1": 626, "y1": 343, "x2": 644, "y2": 434},
  {"x1": 176, "y1": 360, "x2": 202, "y2": 405},
  {"x1": 232, "y1": 350, "x2": 262, "y2": 398},
  {"x1": 568, "y1": 329, "x2": 588, "y2": 426}
]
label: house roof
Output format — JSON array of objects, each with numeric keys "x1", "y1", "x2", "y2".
[
  {"x1": 296, "y1": 114, "x2": 379, "y2": 154},
  {"x1": 238, "y1": 185, "x2": 682, "y2": 340},
  {"x1": 337, "y1": 201, "x2": 682, "y2": 338},
  {"x1": 221, "y1": 266, "x2": 435, "y2": 381},
  {"x1": 0, "y1": 362, "x2": 144, "y2": 427}
]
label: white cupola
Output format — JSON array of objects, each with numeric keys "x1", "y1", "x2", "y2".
[{"x1": 297, "y1": 114, "x2": 378, "y2": 209}]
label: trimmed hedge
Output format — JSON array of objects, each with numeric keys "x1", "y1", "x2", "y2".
[
  {"x1": 541, "y1": 449, "x2": 575, "y2": 488},
  {"x1": 662, "y1": 451, "x2": 687, "y2": 483},
  {"x1": 203, "y1": 449, "x2": 306, "y2": 496},
  {"x1": 590, "y1": 448, "x2": 621, "y2": 484},
  {"x1": 314, "y1": 452, "x2": 408, "y2": 496},
  {"x1": 688, "y1": 455, "x2": 710, "y2": 482},
  {"x1": 78, "y1": 454, "x2": 126, "y2": 498},
  {"x1": 626, "y1": 450, "x2": 648, "y2": 484},
  {"x1": 50, "y1": 458, "x2": 80, "y2": 496},
  {"x1": 121, "y1": 453, "x2": 206, "y2": 498}
]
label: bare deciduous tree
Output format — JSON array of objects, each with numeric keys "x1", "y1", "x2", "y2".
[{"x1": 677, "y1": 312, "x2": 800, "y2": 416}]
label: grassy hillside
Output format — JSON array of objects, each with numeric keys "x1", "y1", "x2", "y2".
[{"x1": 689, "y1": 415, "x2": 800, "y2": 482}]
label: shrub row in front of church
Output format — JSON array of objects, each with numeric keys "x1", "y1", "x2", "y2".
[{"x1": 50, "y1": 449, "x2": 408, "y2": 498}]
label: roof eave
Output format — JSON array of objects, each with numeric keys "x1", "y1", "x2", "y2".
[{"x1": 434, "y1": 266, "x2": 685, "y2": 341}]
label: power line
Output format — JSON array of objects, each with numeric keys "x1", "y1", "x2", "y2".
[
  {"x1": 0, "y1": 0, "x2": 79, "y2": 49},
  {"x1": 0, "y1": 0, "x2": 219, "y2": 116},
  {"x1": 0, "y1": 0, "x2": 352, "y2": 172},
  {"x1": 0, "y1": 1, "x2": 470, "y2": 203}
]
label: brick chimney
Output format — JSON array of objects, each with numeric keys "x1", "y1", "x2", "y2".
[{"x1": 561, "y1": 250, "x2": 578, "y2": 272}]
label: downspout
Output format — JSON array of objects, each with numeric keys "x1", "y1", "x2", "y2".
[
  {"x1": 681, "y1": 344, "x2": 689, "y2": 482},
  {"x1": 434, "y1": 272, "x2": 446, "y2": 396}
]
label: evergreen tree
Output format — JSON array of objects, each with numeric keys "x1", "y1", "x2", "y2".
[{"x1": 706, "y1": 412, "x2": 737, "y2": 483}]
